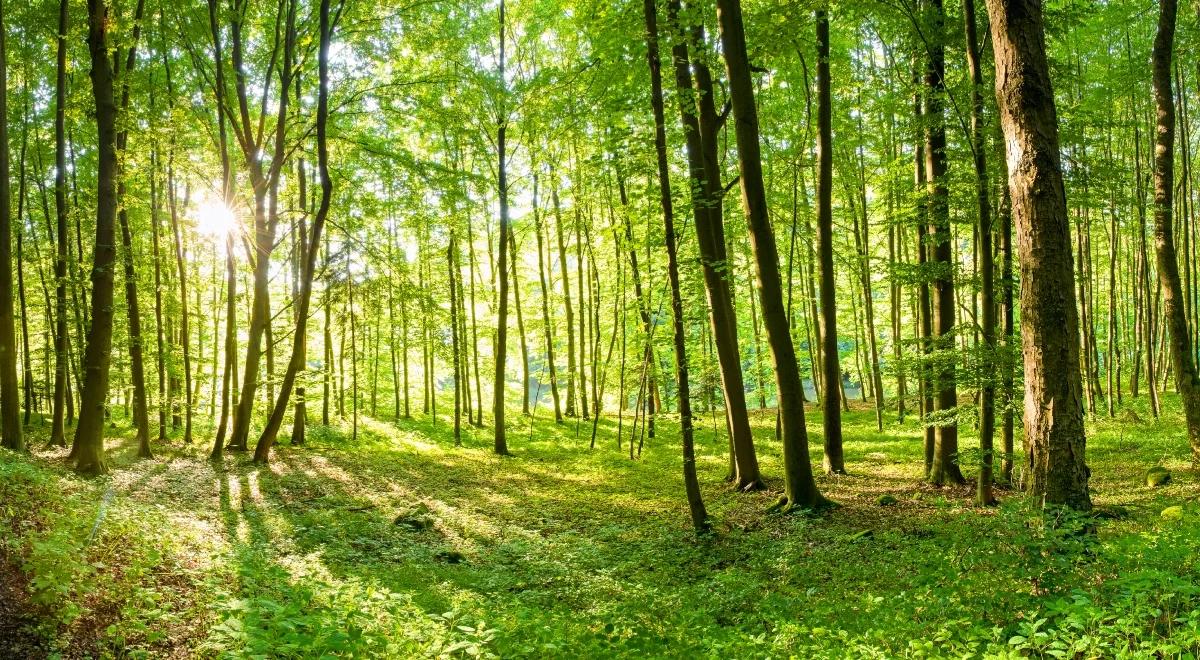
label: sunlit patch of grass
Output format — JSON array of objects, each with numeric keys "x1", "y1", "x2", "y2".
[{"x1": 4, "y1": 396, "x2": 1200, "y2": 656}]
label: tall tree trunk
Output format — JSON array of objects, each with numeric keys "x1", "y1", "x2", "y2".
[
  {"x1": 508, "y1": 230, "x2": 530, "y2": 416},
  {"x1": 533, "y1": 173, "x2": 563, "y2": 423},
  {"x1": 150, "y1": 149, "x2": 167, "y2": 443},
  {"x1": 965, "y1": 0, "x2": 996, "y2": 504},
  {"x1": 254, "y1": 2, "x2": 336, "y2": 461},
  {"x1": 493, "y1": 0, "x2": 510, "y2": 455},
  {"x1": 450, "y1": 230, "x2": 462, "y2": 446},
  {"x1": 551, "y1": 177, "x2": 577, "y2": 418},
  {"x1": 643, "y1": 0, "x2": 707, "y2": 531},
  {"x1": 925, "y1": 0, "x2": 964, "y2": 486},
  {"x1": 49, "y1": 0, "x2": 70, "y2": 447},
  {"x1": 73, "y1": 0, "x2": 120, "y2": 472},
  {"x1": 668, "y1": 0, "x2": 761, "y2": 489},
  {"x1": 0, "y1": 0, "x2": 18, "y2": 453},
  {"x1": 986, "y1": 0, "x2": 1091, "y2": 510},
  {"x1": 913, "y1": 58, "x2": 936, "y2": 477},
  {"x1": 1150, "y1": 0, "x2": 1200, "y2": 459},
  {"x1": 166, "y1": 154, "x2": 192, "y2": 444},
  {"x1": 717, "y1": 0, "x2": 826, "y2": 510},
  {"x1": 816, "y1": 9, "x2": 844, "y2": 473}
]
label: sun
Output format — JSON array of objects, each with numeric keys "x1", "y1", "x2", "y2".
[{"x1": 194, "y1": 196, "x2": 238, "y2": 237}]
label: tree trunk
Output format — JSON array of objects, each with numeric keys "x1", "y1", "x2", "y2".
[
  {"x1": 49, "y1": 0, "x2": 70, "y2": 447},
  {"x1": 73, "y1": 0, "x2": 120, "y2": 472},
  {"x1": 925, "y1": 0, "x2": 964, "y2": 486},
  {"x1": 986, "y1": 0, "x2": 1091, "y2": 510},
  {"x1": 717, "y1": 0, "x2": 826, "y2": 510},
  {"x1": 815, "y1": 11, "x2": 844, "y2": 474},
  {"x1": 1150, "y1": 0, "x2": 1200, "y2": 459},
  {"x1": 965, "y1": 0, "x2": 996, "y2": 505},
  {"x1": 493, "y1": 0, "x2": 510, "y2": 455},
  {"x1": 254, "y1": 3, "x2": 335, "y2": 461},
  {"x1": 668, "y1": 0, "x2": 761, "y2": 489},
  {"x1": 643, "y1": 0, "x2": 707, "y2": 531},
  {"x1": 533, "y1": 173, "x2": 563, "y2": 423}
]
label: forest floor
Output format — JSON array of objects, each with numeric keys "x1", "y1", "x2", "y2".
[{"x1": 2, "y1": 396, "x2": 1200, "y2": 658}]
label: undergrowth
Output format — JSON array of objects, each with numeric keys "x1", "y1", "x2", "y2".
[{"x1": 1, "y1": 395, "x2": 1199, "y2": 657}]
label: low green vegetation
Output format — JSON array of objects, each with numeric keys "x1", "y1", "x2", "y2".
[{"x1": 4, "y1": 398, "x2": 1200, "y2": 658}]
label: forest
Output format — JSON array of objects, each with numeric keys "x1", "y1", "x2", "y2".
[{"x1": 2, "y1": 0, "x2": 1200, "y2": 655}]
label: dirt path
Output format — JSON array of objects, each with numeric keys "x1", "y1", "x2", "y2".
[{"x1": 0, "y1": 558, "x2": 49, "y2": 659}]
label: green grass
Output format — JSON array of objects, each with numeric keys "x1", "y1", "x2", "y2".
[{"x1": 3, "y1": 394, "x2": 1200, "y2": 658}]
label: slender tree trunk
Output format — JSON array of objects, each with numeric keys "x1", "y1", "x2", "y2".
[
  {"x1": 668, "y1": 0, "x2": 761, "y2": 489},
  {"x1": 254, "y1": 2, "x2": 336, "y2": 460},
  {"x1": 493, "y1": 0, "x2": 510, "y2": 455},
  {"x1": 717, "y1": 0, "x2": 825, "y2": 509},
  {"x1": 965, "y1": 0, "x2": 995, "y2": 504},
  {"x1": 1150, "y1": 0, "x2": 1200, "y2": 459},
  {"x1": 508, "y1": 230, "x2": 530, "y2": 416},
  {"x1": 49, "y1": 0, "x2": 70, "y2": 447},
  {"x1": 816, "y1": 9, "x2": 844, "y2": 474},
  {"x1": 73, "y1": 0, "x2": 120, "y2": 471},
  {"x1": 533, "y1": 174, "x2": 563, "y2": 422},
  {"x1": 0, "y1": 0, "x2": 19, "y2": 453},
  {"x1": 643, "y1": 0, "x2": 707, "y2": 530},
  {"x1": 925, "y1": 0, "x2": 964, "y2": 486}
]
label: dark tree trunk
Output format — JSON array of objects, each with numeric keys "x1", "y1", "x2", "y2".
[
  {"x1": 643, "y1": 0, "x2": 707, "y2": 531},
  {"x1": 716, "y1": 0, "x2": 825, "y2": 510},
  {"x1": 815, "y1": 10, "x2": 844, "y2": 473},
  {"x1": 965, "y1": 0, "x2": 996, "y2": 505},
  {"x1": 667, "y1": 0, "x2": 761, "y2": 490},
  {"x1": 50, "y1": 0, "x2": 70, "y2": 447},
  {"x1": 1150, "y1": 0, "x2": 1200, "y2": 459},
  {"x1": 73, "y1": 0, "x2": 121, "y2": 473},
  {"x1": 924, "y1": 0, "x2": 964, "y2": 486},
  {"x1": 986, "y1": 0, "x2": 1091, "y2": 510},
  {"x1": 493, "y1": 0, "x2": 510, "y2": 455}
]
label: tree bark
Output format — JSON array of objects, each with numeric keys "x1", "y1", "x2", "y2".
[
  {"x1": 986, "y1": 0, "x2": 1091, "y2": 509},
  {"x1": 493, "y1": 0, "x2": 510, "y2": 455},
  {"x1": 816, "y1": 10, "x2": 844, "y2": 473},
  {"x1": 1150, "y1": 0, "x2": 1200, "y2": 459},
  {"x1": 668, "y1": 0, "x2": 761, "y2": 489},
  {"x1": 925, "y1": 0, "x2": 964, "y2": 486},
  {"x1": 717, "y1": 0, "x2": 826, "y2": 510},
  {"x1": 73, "y1": 0, "x2": 121, "y2": 473}
]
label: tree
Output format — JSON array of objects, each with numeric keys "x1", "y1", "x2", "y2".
[
  {"x1": 667, "y1": 0, "x2": 761, "y2": 490},
  {"x1": 1149, "y1": 0, "x2": 1200, "y2": 460},
  {"x1": 493, "y1": 0, "x2": 511, "y2": 456},
  {"x1": 964, "y1": 0, "x2": 996, "y2": 505},
  {"x1": 254, "y1": 0, "x2": 341, "y2": 464},
  {"x1": 643, "y1": 0, "x2": 707, "y2": 532},
  {"x1": 716, "y1": 0, "x2": 825, "y2": 511},
  {"x1": 986, "y1": 0, "x2": 1091, "y2": 510},
  {"x1": 73, "y1": 0, "x2": 121, "y2": 475},
  {"x1": 924, "y1": 0, "x2": 964, "y2": 487},
  {"x1": 49, "y1": 0, "x2": 69, "y2": 449},
  {"x1": 815, "y1": 8, "x2": 843, "y2": 475}
]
